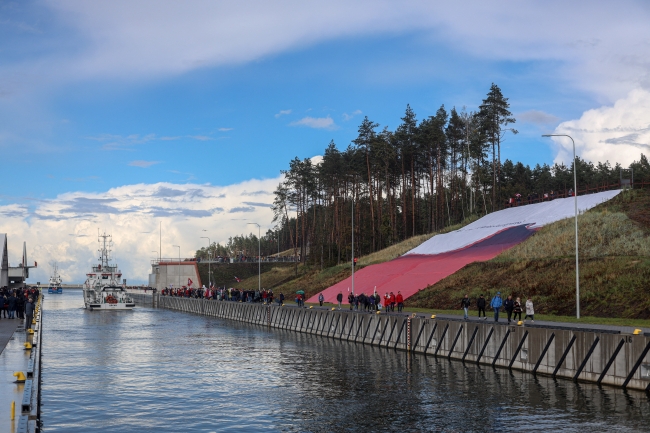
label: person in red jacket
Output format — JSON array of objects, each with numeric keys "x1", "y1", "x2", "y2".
[
  {"x1": 396, "y1": 291, "x2": 404, "y2": 312},
  {"x1": 389, "y1": 292, "x2": 396, "y2": 312},
  {"x1": 383, "y1": 293, "x2": 390, "y2": 311}
]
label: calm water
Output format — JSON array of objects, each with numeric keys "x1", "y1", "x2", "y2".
[{"x1": 41, "y1": 291, "x2": 649, "y2": 432}]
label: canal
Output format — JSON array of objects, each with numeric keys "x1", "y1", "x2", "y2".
[{"x1": 41, "y1": 291, "x2": 649, "y2": 432}]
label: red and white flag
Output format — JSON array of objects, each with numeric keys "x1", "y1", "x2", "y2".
[
  {"x1": 234, "y1": 276, "x2": 241, "y2": 283},
  {"x1": 187, "y1": 278, "x2": 193, "y2": 287}
]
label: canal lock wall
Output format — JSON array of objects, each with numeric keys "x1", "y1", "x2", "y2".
[{"x1": 131, "y1": 294, "x2": 650, "y2": 392}]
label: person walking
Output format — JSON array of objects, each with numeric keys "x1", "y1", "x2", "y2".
[
  {"x1": 24, "y1": 297, "x2": 35, "y2": 331},
  {"x1": 460, "y1": 294, "x2": 471, "y2": 320},
  {"x1": 318, "y1": 293, "x2": 324, "y2": 307},
  {"x1": 336, "y1": 291, "x2": 343, "y2": 310},
  {"x1": 490, "y1": 292, "x2": 503, "y2": 322},
  {"x1": 396, "y1": 291, "x2": 404, "y2": 312},
  {"x1": 0, "y1": 292, "x2": 6, "y2": 319},
  {"x1": 504, "y1": 295, "x2": 514, "y2": 323},
  {"x1": 524, "y1": 297, "x2": 535, "y2": 322},
  {"x1": 8, "y1": 291, "x2": 16, "y2": 319},
  {"x1": 16, "y1": 293, "x2": 24, "y2": 320},
  {"x1": 477, "y1": 294, "x2": 486, "y2": 319},
  {"x1": 513, "y1": 297, "x2": 523, "y2": 322}
]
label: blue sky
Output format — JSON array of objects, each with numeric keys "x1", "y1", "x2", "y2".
[{"x1": 1, "y1": 0, "x2": 649, "y2": 283}]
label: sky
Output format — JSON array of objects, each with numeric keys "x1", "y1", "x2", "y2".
[{"x1": 1, "y1": 0, "x2": 649, "y2": 284}]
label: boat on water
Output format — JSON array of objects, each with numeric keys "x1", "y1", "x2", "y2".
[
  {"x1": 83, "y1": 231, "x2": 135, "y2": 311},
  {"x1": 48, "y1": 263, "x2": 63, "y2": 294}
]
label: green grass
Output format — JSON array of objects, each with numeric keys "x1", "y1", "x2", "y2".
[
  {"x1": 304, "y1": 303, "x2": 650, "y2": 328},
  {"x1": 400, "y1": 307, "x2": 650, "y2": 328},
  {"x1": 409, "y1": 189, "x2": 650, "y2": 319},
  {"x1": 235, "y1": 215, "x2": 480, "y2": 299}
]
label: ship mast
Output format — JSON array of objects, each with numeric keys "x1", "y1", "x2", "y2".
[{"x1": 98, "y1": 230, "x2": 113, "y2": 269}]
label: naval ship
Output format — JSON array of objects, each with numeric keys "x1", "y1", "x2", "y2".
[
  {"x1": 83, "y1": 231, "x2": 135, "y2": 310},
  {"x1": 48, "y1": 263, "x2": 63, "y2": 294}
]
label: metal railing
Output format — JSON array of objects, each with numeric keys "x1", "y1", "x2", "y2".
[
  {"x1": 151, "y1": 255, "x2": 304, "y2": 266},
  {"x1": 503, "y1": 179, "x2": 645, "y2": 209}
]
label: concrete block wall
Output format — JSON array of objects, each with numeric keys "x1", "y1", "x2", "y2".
[{"x1": 128, "y1": 294, "x2": 650, "y2": 392}]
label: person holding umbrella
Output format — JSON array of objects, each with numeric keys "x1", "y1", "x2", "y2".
[{"x1": 296, "y1": 290, "x2": 305, "y2": 307}]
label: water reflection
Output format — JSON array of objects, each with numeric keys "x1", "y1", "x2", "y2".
[{"x1": 41, "y1": 292, "x2": 649, "y2": 432}]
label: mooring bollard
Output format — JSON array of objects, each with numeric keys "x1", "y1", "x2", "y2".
[{"x1": 11, "y1": 401, "x2": 15, "y2": 421}]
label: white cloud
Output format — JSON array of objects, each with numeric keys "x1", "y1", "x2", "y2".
[
  {"x1": 188, "y1": 135, "x2": 213, "y2": 141},
  {"x1": 290, "y1": 116, "x2": 336, "y2": 130},
  {"x1": 551, "y1": 88, "x2": 650, "y2": 166},
  {"x1": 129, "y1": 160, "x2": 160, "y2": 168},
  {"x1": 310, "y1": 155, "x2": 324, "y2": 166},
  {"x1": 10, "y1": 1, "x2": 640, "y2": 103},
  {"x1": 518, "y1": 110, "x2": 559, "y2": 125},
  {"x1": 218, "y1": 127, "x2": 233, "y2": 132},
  {"x1": 86, "y1": 133, "x2": 157, "y2": 150},
  {"x1": 342, "y1": 110, "x2": 362, "y2": 121},
  {"x1": 275, "y1": 109, "x2": 292, "y2": 118},
  {"x1": 0, "y1": 177, "x2": 284, "y2": 285}
]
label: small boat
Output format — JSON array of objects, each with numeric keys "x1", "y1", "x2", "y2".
[
  {"x1": 83, "y1": 231, "x2": 135, "y2": 311},
  {"x1": 48, "y1": 263, "x2": 63, "y2": 294}
]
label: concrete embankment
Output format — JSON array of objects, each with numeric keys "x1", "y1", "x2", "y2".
[
  {"x1": 131, "y1": 294, "x2": 650, "y2": 392},
  {"x1": 0, "y1": 295, "x2": 43, "y2": 433}
]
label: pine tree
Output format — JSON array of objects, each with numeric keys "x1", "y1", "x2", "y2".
[{"x1": 479, "y1": 84, "x2": 517, "y2": 211}]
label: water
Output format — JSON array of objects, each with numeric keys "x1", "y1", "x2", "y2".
[{"x1": 41, "y1": 291, "x2": 650, "y2": 432}]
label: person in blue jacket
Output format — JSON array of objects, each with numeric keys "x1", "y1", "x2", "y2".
[{"x1": 490, "y1": 292, "x2": 503, "y2": 322}]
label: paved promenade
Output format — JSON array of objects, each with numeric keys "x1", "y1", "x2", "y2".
[{"x1": 0, "y1": 318, "x2": 22, "y2": 355}]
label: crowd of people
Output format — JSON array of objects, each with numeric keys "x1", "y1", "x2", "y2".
[
  {"x1": 160, "y1": 286, "x2": 290, "y2": 305},
  {"x1": 157, "y1": 284, "x2": 536, "y2": 323},
  {"x1": 1, "y1": 286, "x2": 39, "y2": 330},
  {"x1": 461, "y1": 292, "x2": 535, "y2": 323},
  {"x1": 327, "y1": 291, "x2": 405, "y2": 312}
]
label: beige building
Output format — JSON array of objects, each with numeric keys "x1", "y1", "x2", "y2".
[{"x1": 149, "y1": 260, "x2": 202, "y2": 291}]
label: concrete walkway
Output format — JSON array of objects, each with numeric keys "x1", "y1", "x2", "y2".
[{"x1": 0, "y1": 318, "x2": 22, "y2": 355}]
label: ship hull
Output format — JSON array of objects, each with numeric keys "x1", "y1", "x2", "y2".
[{"x1": 85, "y1": 302, "x2": 135, "y2": 311}]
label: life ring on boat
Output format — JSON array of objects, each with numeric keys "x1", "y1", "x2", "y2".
[{"x1": 105, "y1": 295, "x2": 118, "y2": 304}]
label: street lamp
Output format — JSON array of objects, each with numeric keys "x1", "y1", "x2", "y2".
[
  {"x1": 172, "y1": 245, "x2": 181, "y2": 290},
  {"x1": 247, "y1": 223, "x2": 261, "y2": 292},
  {"x1": 201, "y1": 235, "x2": 211, "y2": 288},
  {"x1": 336, "y1": 194, "x2": 355, "y2": 295},
  {"x1": 542, "y1": 133, "x2": 580, "y2": 319}
]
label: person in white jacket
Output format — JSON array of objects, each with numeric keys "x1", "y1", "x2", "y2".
[{"x1": 524, "y1": 298, "x2": 535, "y2": 322}]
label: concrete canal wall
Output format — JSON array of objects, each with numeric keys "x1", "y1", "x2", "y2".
[
  {"x1": 0, "y1": 295, "x2": 43, "y2": 433},
  {"x1": 131, "y1": 294, "x2": 650, "y2": 392}
]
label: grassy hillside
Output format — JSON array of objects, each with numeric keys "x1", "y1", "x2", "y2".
[
  {"x1": 408, "y1": 189, "x2": 650, "y2": 319},
  {"x1": 234, "y1": 215, "x2": 479, "y2": 299}
]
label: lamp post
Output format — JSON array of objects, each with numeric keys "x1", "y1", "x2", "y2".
[
  {"x1": 201, "y1": 235, "x2": 211, "y2": 288},
  {"x1": 542, "y1": 133, "x2": 580, "y2": 319},
  {"x1": 172, "y1": 245, "x2": 181, "y2": 290},
  {"x1": 247, "y1": 223, "x2": 261, "y2": 292},
  {"x1": 336, "y1": 194, "x2": 355, "y2": 295}
]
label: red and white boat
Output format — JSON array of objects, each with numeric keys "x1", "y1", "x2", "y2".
[{"x1": 83, "y1": 232, "x2": 134, "y2": 311}]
